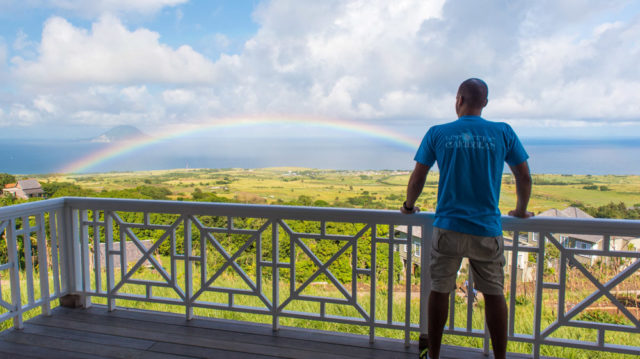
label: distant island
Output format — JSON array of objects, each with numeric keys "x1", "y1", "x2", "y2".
[{"x1": 91, "y1": 125, "x2": 147, "y2": 143}]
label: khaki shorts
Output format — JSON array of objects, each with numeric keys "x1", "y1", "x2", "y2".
[{"x1": 430, "y1": 227, "x2": 505, "y2": 295}]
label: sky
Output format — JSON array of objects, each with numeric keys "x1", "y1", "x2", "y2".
[{"x1": 0, "y1": 0, "x2": 639, "y2": 140}]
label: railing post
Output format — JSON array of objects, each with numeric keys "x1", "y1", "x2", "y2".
[
  {"x1": 49, "y1": 209, "x2": 61, "y2": 296},
  {"x1": 483, "y1": 321, "x2": 490, "y2": 356},
  {"x1": 185, "y1": 215, "x2": 193, "y2": 320},
  {"x1": 272, "y1": 220, "x2": 279, "y2": 331},
  {"x1": 404, "y1": 225, "x2": 412, "y2": 347},
  {"x1": 7, "y1": 219, "x2": 23, "y2": 329},
  {"x1": 80, "y1": 210, "x2": 91, "y2": 308},
  {"x1": 105, "y1": 211, "x2": 116, "y2": 311},
  {"x1": 369, "y1": 224, "x2": 377, "y2": 344},
  {"x1": 36, "y1": 213, "x2": 51, "y2": 316},
  {"x1": 58, "y1": 204, "x2": 84, "y2": 308},
  {"x1": 532, "y1": 232, "x2": 546, "y2": 359},
  {"x1": 419, "y1": 222, "x2": 432, "y2": 341}
]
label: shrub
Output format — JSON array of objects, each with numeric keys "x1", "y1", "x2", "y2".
[{"x1": 577, "y1": 310, "x2": 626, "y2": 325}]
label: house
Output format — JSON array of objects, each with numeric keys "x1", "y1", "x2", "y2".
[
  {"x1": 394, "y1": 225, "x2": 422, "y2": 277},
  {"x1": 2, "y1": 179, "x2": 44, "y2": 200},
  {"x1": 537, "y1": 207, "x2": 640, "y2": 264},
  {"x1": 92, "y1": 239, "x2": 160, "y2": 269}
]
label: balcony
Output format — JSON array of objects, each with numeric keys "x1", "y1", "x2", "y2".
[{"x1": 0, "y1": 197, "x2": 638, "y2": 358}]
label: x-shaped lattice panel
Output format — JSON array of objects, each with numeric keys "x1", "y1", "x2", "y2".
[
  {"x1": 189, "y1": 216, "x2": 272, "y2": 309},
  {"x1": 108, "y1": 212, "x2": 186, "y2": 300},
  {"x1": 276, "y1": 220, "x2": 370, "y2": 321},
  {"x1": 541, "y1": 233, "x2": 640, "y2": 338}
]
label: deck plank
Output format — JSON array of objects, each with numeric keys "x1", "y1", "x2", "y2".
[
  {"x1": 0, "y1": 331, "x2": 194, "y2": 359},
  {"x1": 54, "y1": 307, "x2": 418, "y2": 359},
  {"x1": 0, "y1": 305, "x2": 538, "y2": 359},
  {"x1": 20, "y1": 323, "x2": 156, "y2": 350},
  {"x1": 37, "y1": 309, "x2": 375, "y2": 359}
]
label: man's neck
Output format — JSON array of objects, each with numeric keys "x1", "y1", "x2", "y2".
[{"x1": 457, "y1": 109, "x2": 483, "y2": 117}]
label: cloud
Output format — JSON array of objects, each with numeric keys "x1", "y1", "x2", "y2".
[
  {"x1": 33, "y1": 95, "x2": 57, "y2": 114},
  {"x1": 13, "y1": 15, "x2": 219, "y2": 85},
  {"x1": 13, "y1": 29, "x2": 34, "y2": 51},
  {"x1": 219, "y1": 0, "x2": 639, "y2": 125},
  {"x1": 162, "y1": 89, "x2": 195, "y2": 106},
  {"x1": 8, "y1": 103, "x2": 40, "y2": 126},
  {"x1": 3, "y1": 0, "x2": 640, "y2": 136},
  {"x1": 215, "y1": 0, "x2": 448, "y2": 118}
]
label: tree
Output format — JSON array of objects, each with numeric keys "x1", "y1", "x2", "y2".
[
  {"x1": 0, "y1": 173, "x2": 16, "y2": 187},
  {"x1": 584, "y1": 202, "x2": 640, "y2": 219}
]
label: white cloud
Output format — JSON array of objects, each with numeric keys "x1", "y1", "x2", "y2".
[
  {"x1": 12, "y1": 29, "x2": 34, "y2": 51},
  {"x1": 4, "y1": 0, "x2": 640, "y2": 136},
  {"x1": 162, "y1": 89, "x2": 195, "y2": 106},
  {"x1": 13, "y1": 15, "x2": 219, "y2": 85},
  {"x1": 9, "y1": 103, "x2": 40, "y2": 126},
  {"x1": 33, "y1": 96, "x2": 56, "y2": 114},
  {"x1": 120, "y1": 86, "x2": 149, "y2": 102},
  {"x1": 213, "y1": 33, "x2": 230, "y2": 49}
]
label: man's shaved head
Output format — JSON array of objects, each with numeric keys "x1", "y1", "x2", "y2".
[{"x1": 457, "y1": 78, "x2": 488, "y2": 109}]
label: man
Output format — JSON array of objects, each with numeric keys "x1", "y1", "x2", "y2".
[{"x1": 401, "y1": 78, "x2": 533, "y2": 359}]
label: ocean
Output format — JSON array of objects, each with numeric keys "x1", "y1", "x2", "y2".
[{"x1": 1, "y1": 137, "x2": 639, "y2": 175}]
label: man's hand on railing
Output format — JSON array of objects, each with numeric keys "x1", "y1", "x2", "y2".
[
  {"x1": 508, "y1": 209, "x2": 534, "y2": 218},
  {"x1": 400, "y1": 201, "x2": 420, "y2": 214}
]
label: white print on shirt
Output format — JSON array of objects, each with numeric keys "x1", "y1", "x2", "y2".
[{"x1": 444, "y1": 132, "x2": 496, "y2": 151}]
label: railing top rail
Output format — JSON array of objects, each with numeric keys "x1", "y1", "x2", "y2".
[
  {"x1": 0, "y1": 197, "x2": 65, "y2": 220},
  {"x1": 2, "y1": 197, "x2": 639, "y2": 237},
  {"x1": 64, "y1": 197, "x2": 640, "y2": 235},
  {"x1": 63, "y1": 196, "x2": 433, "y2": 225},
  {"x1": 502, "y1": 215, "x2": 640, "y2": 237}
]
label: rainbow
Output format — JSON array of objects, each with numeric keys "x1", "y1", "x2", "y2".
[{"x1": 60, "y1": 115, "x2": 422, "y2": 173}]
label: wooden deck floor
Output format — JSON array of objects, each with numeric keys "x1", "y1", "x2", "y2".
[{"x1": 0, "y1": 305, "x2": 533, "y2": 359}]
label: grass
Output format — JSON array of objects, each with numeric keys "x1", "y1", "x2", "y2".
[{"x1": 30, "y1": 168, "x2": 640, "y2": 214}]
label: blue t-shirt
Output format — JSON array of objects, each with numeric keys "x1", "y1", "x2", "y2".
[{"x1": 414, "y1": 116, "x2": 528, "y2": 237}]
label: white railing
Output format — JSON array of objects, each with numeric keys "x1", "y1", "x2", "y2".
[
  {"x1": 0, "y1": 198, "x2": 67, "y2": 328},
  {"x1": 0, "y1": 197, "x2": 639, "y2": 358}
]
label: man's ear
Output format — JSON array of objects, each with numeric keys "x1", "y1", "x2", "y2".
[{"x1": 483, "y1": 98, "x2": 488, "y2": 108}]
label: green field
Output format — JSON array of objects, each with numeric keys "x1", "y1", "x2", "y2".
[{"x1": 21, "y1": 167, "x2": 640, "y2": 215}]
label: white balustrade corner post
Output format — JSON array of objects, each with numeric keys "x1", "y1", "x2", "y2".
[
  {"x1": 58, "y1": 202, "x2": 84, "y2": 308},
  {"x1": 56, "y1": 207, "x2": 71, "y2": 295}
]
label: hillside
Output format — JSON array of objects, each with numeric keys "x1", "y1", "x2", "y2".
[{"x1": 11, "y1": 168, "x2": 640, "y2": 216}]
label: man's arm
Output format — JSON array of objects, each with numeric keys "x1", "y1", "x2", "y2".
[
  {"x1": 508, "y1": 160, "x2": 534, "y2": 218},
  {"x1": 401, "y1": 162, "x2": 430, "y2": 214}
]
